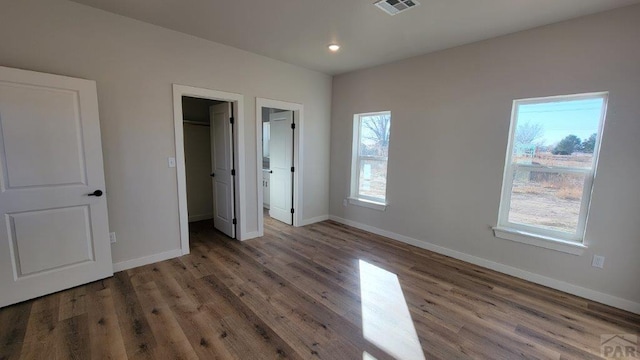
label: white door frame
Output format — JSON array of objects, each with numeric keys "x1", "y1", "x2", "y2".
[
  {"x1": 256, "y1": 98, "x2": 303, "y2": 236},
  {"x1": 173, "y1": 84, "x2": 247, "y2": 255}
]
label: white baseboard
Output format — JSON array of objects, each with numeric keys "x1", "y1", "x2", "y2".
[
  {"x1": 113, "y1": 249, "x2": 183, "y2": 272},
  {"x1": 300, "y1": 214, "x2": 329, "y2": 226},
  {"x1": 188, "y1": 213, "x2": 213, "y2": 222},
  {"x1": 329, "y1": 215, "x2": 640, "y2": 315}
]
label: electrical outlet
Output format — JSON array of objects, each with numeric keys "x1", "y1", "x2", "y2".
[
  {"x1": 109, "y1": 232, "x2": 116, "y2": 244},
  {"x1": 592, "y1": 255, "x2": 605, "y2": 269},
  {"x1": 168, "y1": 157, "x2": 176, "y2": 168}
]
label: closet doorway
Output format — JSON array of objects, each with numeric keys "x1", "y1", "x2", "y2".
[
  {"x1": 174, "y1": 85, "x2": 245, "y2": 254},
  {"x1": 182, "y1": 96, "x2": 236, "y2": 240}
]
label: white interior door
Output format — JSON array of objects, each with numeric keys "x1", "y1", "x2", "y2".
[
  {"x1": 269, "y1": 111, "x2": 293, "y2": 225},
  {"x1": 0, "y1": 66, "x2": 112, "y2": 308},
  {"x1": 210, "y1": 103, "x2": 235, "y2": 238}
]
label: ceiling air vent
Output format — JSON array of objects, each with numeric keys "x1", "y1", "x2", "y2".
[{"x1": 374, "y1": 0, "x2": 420, "y2": 16}]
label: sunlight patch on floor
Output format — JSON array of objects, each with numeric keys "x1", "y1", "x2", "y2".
[{"x1": 359, "y1": 260, "x2": 425, "y2": 360}]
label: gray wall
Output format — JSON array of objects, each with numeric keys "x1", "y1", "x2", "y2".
[
  {"x1": 330, "y1": 5, "x2": 640, "y2": 306},
  {"x1": 0, "y1": 0, "x2": 332, "y2": 265},
  {"x1": 183, "y1": 123, "x2": 212, "y2": 221}
]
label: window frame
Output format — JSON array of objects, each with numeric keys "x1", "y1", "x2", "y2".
[
  {"x1": 350, "y1": 111, "x2": 391, "y2": 207},
  {"x1": 496, "y1": 92, "x2": 608, "y2": 244}
]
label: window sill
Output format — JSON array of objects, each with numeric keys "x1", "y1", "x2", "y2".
[
  {"x1": 348, "y1": 197, "x2": 388, "y2": 211},
  {"x1": 492, "y1": 227, "x2": 587, "y2": 256}
]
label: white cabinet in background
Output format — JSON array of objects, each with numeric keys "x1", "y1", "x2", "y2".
[{"x1": 263, "y1": 169, "x2": 271, "y2": 208}]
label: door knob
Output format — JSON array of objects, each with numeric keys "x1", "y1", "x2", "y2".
[
  {"x1": 88, "y1": 190, "x2": 103, "y2": 197},
  {"x1": 210, "y1": 173, "x2": 215, "y2": 177}
]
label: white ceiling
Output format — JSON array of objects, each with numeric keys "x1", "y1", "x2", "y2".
[{"x1": 71, "y1": 0, "x2": 640, "y2": 75}]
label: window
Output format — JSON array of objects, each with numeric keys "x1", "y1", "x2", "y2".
[
  {"x1": 350, "y1": 111, "x2": 391, "y2": 209},
  {"x1": 496, "y1": 93, "x2": 608, "y2": 250}
]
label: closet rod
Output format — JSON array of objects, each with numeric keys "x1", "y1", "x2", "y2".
[{"x1": 183, "y1": 120, "x2": 210, "y2": 127}]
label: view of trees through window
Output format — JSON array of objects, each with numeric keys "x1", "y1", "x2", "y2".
[
  {"x1": 506, "y1": 96, "x2": 606, "y2": 235},
  {"x1": 357, "y1": 113, "x2": 391, "y2": 201}
]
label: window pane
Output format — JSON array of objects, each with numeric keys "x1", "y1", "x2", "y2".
[
  {"x1": 358, "y1": 159, "x2": 387, "y2": 201},
  {"x1": 512, "y1": 151, "x2": 595, "y2": 169},
  {"x1": 508, "y1": 170, "x2": 586, "y2": 234},
  {"x1": 359, "y1": 114, "x2": 390, "y2": 157},
  {"x1": 512, "y1": 98, "x2": 604, "y2": 169}
]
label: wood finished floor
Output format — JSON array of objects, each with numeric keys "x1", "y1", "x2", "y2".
[{"x1": 1, "y1": 215, "x2": 639, "y2": 359}]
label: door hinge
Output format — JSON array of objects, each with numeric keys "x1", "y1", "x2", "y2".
[
  {"x1": 291, "y1": 123, "x2": 296, "y2": 130},
  {"x1": 290, "y1": 208, "x2": 295, "y2": 214},
  {"x1": 232, "y1": 218, "x2": 237, "y2": 225},
  {"x1": 229, "y1": 117, "x2": 235, "y2": 124},
  {"x1": 291, "y1": 167, "x2": 295, "y2": 172},
  {"x1": 231, "y1": 169, "x2": 236, "y2": 176}
]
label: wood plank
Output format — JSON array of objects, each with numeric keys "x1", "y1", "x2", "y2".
[
  {"x1": 132, "y1": 281, "x2": 198, "y2": 360},
  {"x1": 54, "y1": 314, "x2": 90, "y2": 360},
  {"x1": 107, "y1": 272, "x2": 157, "y2": 360},
  {"x1": 0, "y1": 301, "x2": 32, "y2": 360},
  {"x1": 200, "y1": 272, "x2": 303, "y2": 359},
  {"x1": 58, "y1": 286, "x2": 87, "y2": 321},
  {"x1": 86, "y1": 285, "x2": 128, "y2": 360},
  {"x1": 18, "y1": 293, "x2": 60, "y2": 360}
]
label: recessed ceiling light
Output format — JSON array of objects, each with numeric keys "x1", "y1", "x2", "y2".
[{"x1": 328, "y1": 44, "x2": 340, "y2": 52}]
